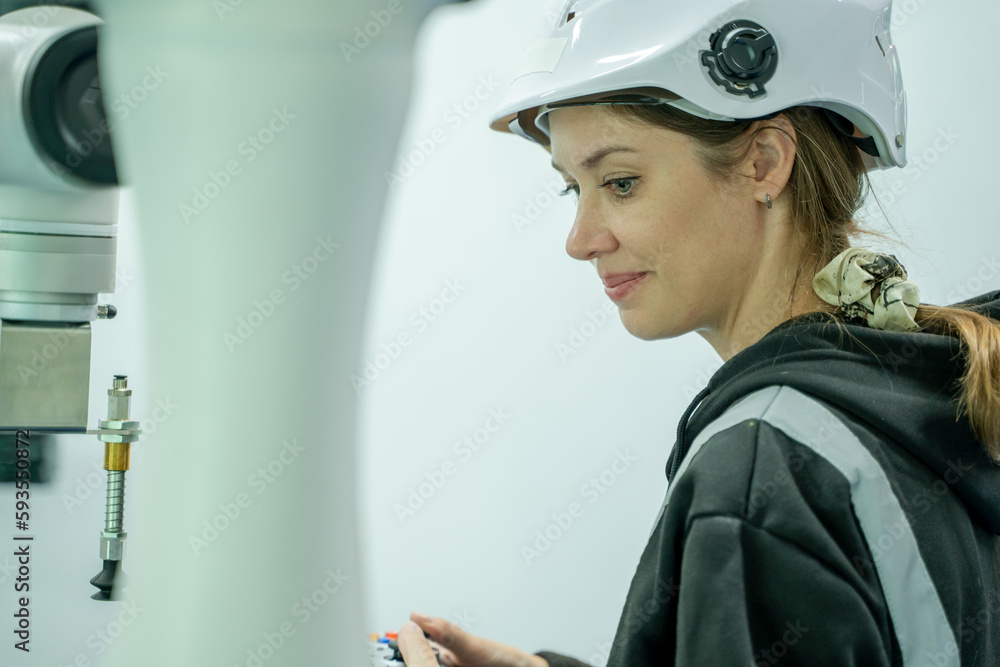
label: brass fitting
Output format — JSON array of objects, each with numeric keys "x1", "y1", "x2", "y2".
[{"x1": 104, "y1": 442, "x2": 130, "y2": 471}]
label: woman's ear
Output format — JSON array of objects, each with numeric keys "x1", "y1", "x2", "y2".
[{"x1": 745, "y1": 113, "x2": 796, "y2": 202}]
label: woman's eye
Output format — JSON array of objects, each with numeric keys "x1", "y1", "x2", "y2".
[
  {"x1": 606, "y1": 178, "x2": 635, "y2": 196},
  {"x1": 603, "y1": 177, "x2": 639, "y2": 202},
  {"x1": 558, "y1": 177, "x2": 639, "y2": 204},
  {"x1": 559, "y1": 184, "x2": 580, "y2": 201}
]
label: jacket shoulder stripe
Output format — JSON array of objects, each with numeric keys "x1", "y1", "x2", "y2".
[
  {"x1": 652, "y1": 386, "x2": 783, "y2": 536},
  {"x1": 660, "y1": 385, "x2": 958, "y2": 666}
]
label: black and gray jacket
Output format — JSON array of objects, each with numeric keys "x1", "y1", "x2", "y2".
[{"x1": 536, "y1": 291, "x2": 1000, "y2": 666}]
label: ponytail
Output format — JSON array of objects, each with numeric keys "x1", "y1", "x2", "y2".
[{"x1": 916, "y1": 304, "x2": 1000, "y2": 462}]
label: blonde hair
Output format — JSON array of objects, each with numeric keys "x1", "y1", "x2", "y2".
[{"x1": 606, "y1": 103, "x2": 1000, "y2": 461}]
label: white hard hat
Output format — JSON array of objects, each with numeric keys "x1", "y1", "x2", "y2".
[{"x1": 488, "y1": 0, "x2": 907, "y2": 170}]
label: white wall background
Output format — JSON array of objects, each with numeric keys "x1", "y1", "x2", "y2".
[{"x1": 0, "y1": 0, "x2": 997, "y2": 665}]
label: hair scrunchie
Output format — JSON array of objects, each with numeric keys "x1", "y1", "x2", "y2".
[{"x1": 813, "y1": 248, "x2": 922, "y2": 332}]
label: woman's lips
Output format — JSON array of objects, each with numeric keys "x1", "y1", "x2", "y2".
[{"x1": 602, "y1": 272, "x2": 649, "y2": 301}]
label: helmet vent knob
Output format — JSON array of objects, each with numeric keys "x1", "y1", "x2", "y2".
[{"x1": 701, "y1": 20, "x2": 779, "y2": 98}]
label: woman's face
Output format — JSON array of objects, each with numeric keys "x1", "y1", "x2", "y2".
[{"x1": 548, "y1": 105, "x2": 772, "y2": 343}]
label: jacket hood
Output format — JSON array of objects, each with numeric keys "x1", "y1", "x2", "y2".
[{"x1": 670, "y1": 290, "x2": 1000, "y2": 534}]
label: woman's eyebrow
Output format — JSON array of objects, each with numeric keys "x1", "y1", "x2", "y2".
[{"x1": 551, "y1": 146, "x2": 640, "y2": 174}]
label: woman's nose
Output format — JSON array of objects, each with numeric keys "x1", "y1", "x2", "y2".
[{"x1": 565, "y1": 199, "x2": 617, "y2": 261}]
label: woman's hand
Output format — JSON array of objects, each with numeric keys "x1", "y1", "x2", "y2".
[
  {"x1": 397, "y1": 621, "x2": 442, "y2": 667},
  {"x1": 399, "y1": 612, "x2": 548, "y2": 667}
]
